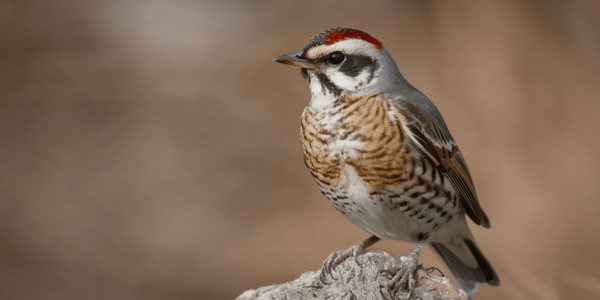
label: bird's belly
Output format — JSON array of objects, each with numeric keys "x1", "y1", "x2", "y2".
[{"x1": 318, "y1": 160, "x2": 459, "y2": 242}]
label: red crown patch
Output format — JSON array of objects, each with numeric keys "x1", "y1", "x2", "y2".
[{"x1": 324, "y1": 29, "x2": 383, "y2": 49}]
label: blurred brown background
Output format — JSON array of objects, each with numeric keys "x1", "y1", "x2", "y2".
[{"x1": 1, "y1": 1, "x2": 599, "y2": 299}]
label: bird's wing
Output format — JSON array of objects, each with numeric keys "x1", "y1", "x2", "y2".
[{"x1": 394, "y1": 100, "x2": 491, "y2": 228}]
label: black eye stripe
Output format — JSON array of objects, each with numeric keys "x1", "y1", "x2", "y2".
[
  {"x1": 339, "y1": 54, "x2": 377, "y2": 77},
  {"x1": 302, "y1": 54, "x2": 378, "y2": 95},
  {"x1": 315, "y1": 72, "x2": 342, "y2": 96}
]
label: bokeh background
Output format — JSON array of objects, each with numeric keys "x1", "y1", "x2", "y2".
[{"x1": 1, "y1": 1, "x2": 599, "y2": 299}]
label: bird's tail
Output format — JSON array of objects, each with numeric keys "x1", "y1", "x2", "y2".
[{"x1": 430, "y1": 239, "x2": 500, "y2": 294}]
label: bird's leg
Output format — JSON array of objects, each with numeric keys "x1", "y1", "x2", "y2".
[
  {"x1": 387, "y1": 241, "x2": 426, "y2": 298},
  {"x1": 319, "y1": 235, "x2": 381, "y2": 284}
]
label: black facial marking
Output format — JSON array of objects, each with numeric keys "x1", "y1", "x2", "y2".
[
  {"x1": 301, "y1": 53, "x2": 378, "y2": 95},
  {"x1": 301, "y1": 68, "x2": 309, "y2": 80},
  {"x1": 315, "y1": 72, "x2": 342, "y2": 96},
  {"x1": 339, "y1": 55, "x2": 378, "y2": 78}
]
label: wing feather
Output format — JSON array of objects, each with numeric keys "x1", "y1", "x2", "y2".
[{"x1": 395, "y1": 100, "x2": 491, "y2": 228}]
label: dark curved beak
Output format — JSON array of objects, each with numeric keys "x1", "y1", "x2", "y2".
[{"x1": 273, "y1": 51, "x2": 316, "y2": 69}]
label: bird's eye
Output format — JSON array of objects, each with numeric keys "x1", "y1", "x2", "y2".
[{"x1": 328, "y1": 51, "x2": 345, "y2": 65}]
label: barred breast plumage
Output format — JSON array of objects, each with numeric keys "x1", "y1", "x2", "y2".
[{"x1": 301, "y1": 93, "x2": 460, "y2": 242}]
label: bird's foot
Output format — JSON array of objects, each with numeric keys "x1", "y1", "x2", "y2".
[
  {"x1": 319, "y1": 243, "x2": 362, "y2": 284},
  {"x1": 383, "y1": 242, "x2": 426, "y2": 299},
  {"x1": 385, "y1": 256, "x2": 420, "y2": 299},
  {"x1": 319, "y1": 235, "x2": 380, "y2": 284}
]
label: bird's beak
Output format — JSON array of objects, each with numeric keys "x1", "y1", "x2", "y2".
[{"x1": 273, "y1": 51, "x2": 316, "y2": 69}]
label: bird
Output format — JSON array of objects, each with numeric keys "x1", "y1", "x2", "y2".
[{"x1": 274, "y1": 28, "x2": 499, "y2": 296}]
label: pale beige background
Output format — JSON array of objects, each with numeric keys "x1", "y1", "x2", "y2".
[{"x1": 1, "y1": 1, "x2": 599, "y2": 299}]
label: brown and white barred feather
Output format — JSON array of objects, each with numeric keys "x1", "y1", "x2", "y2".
[{"x1": 300, "y1": 94, "x2": 461, "y2": 242}]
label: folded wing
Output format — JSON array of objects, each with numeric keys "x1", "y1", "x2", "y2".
[{"x1": 394, "y1": 100, "x2": 491, "y2": 228}]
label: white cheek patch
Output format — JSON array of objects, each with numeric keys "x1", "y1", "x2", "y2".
[
  {"x1": 308, "y1": 73, "x2": 324, "y2": 96},
  {"x1": 307, "y1": 73, "x2": 336, "y2": 111},
  {"x1": 356, "y1": 67, "x2": 372, "y2": 81},
  {"x1": 326, "y1": 68, "x2": 359, "y2": 91},
  {"x1": 326, "y1": 69, "x2": 368, "y2": 91},
  {"x1": 326, "y1": 64, "x2": 375, "y2": 92}
]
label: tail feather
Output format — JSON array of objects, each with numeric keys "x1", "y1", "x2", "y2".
[{"x1": 431, "y1": 239, "x2": 500, "y2": 294}]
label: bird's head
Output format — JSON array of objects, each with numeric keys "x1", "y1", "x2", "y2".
[{"x1": 274, "y1": 28, "x2": 404, "y2": 97}]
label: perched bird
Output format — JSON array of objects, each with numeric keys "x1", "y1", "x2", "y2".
[{"x1": 274, "y1": 28, "x2": 499, "y2": 295}]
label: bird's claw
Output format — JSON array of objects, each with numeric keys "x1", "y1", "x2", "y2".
[
  {"x1": 385, "y1": 256, "x2": 420, "y2": 299},
  {"x1": 319, "y1": 244, "x2": 363, "y2": 284}
]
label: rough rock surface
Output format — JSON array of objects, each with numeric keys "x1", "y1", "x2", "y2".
[{"x1": 236, "y1": 250, "x2": 468, "y2": 300}]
